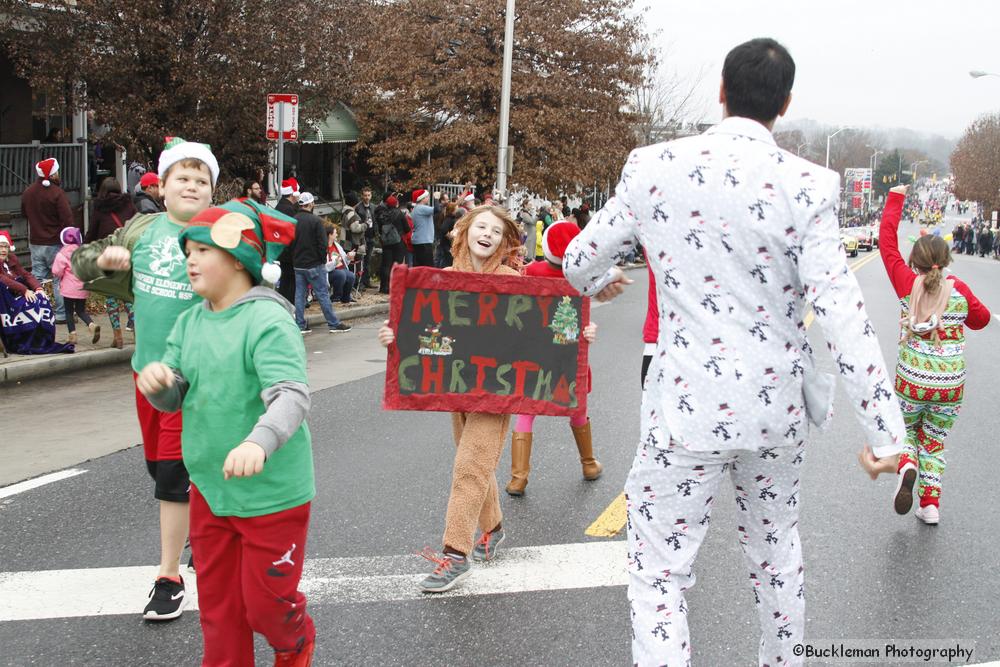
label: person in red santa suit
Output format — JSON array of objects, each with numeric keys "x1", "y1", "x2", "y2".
[{"x1": 505, "y1": 221, "x2": 602, "y2": 496}]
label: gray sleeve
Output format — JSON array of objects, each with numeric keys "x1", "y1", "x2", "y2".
[
  {"x1": 146, "y1": 369, "x2": 189, "y2": 413},
  {"x1": 246, "y1": 381, "x2": 311, "y2": 458}
]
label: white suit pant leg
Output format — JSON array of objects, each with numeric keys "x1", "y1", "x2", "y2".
[
  {"x1": 731, "y1": 443, "x2": 807, "y2": 667},
  {"x1": 626, "y1": 442, "x2": 729, "y2": 667}
]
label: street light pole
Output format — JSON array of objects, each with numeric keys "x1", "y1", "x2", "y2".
[
  {"x1": 825, "y1": 127, "x2": 853, "y2": 170},
  {"x1": 496, "y1": 0, "x2": 515, "y2": 203}
]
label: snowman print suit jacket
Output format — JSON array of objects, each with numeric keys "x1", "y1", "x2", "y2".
[{"x1": 563, "y1": 116, "x2": 905, "y2": 459}]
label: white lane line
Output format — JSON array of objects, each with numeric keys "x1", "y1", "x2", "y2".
[
  {"x1": 0, "y1": 468, "x2": 87, "y2": 500},
  {"x1": 0, "y1": 540, "x2": 627, "y2": 621}
]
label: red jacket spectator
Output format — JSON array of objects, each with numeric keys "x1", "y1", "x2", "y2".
[{"x1": 22, "y1": 179, "x2": 76, "y2": 246}]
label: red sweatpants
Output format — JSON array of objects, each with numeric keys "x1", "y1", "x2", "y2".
[{"x1": 189, "y1": 485, "x2": 315, "y2": 666}]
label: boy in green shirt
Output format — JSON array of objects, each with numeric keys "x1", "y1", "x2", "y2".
[
  {"x1": 73, "y1": 138, "x2": 217, "y2": 621},
  {"x1": 137, "y1": 199, "x2": 316, "y2": 667}
]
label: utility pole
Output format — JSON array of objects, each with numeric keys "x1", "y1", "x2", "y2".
[
  {"x1": 496, "y1": 0, "x2": 515, "y2": 203},
  {"x1": 277, "y1": 103, "x2": 285, "y2": 188}
]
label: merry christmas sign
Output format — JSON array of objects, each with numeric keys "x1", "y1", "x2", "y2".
[{"x1": 384, "y1": 266, "x2": 589, "y2": 416}]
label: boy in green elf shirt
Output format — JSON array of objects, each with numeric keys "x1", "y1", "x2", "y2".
[
  {"x1": 73, "y1": 137, "x2": 216, "y2": 621},
  {"x1": 136, "y1": 199, "x2": 317, "y2": 667}
]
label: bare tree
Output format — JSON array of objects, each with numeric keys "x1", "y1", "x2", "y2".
[{"x1": 632, "y1": 43, "x2": 709, "y2": 146}]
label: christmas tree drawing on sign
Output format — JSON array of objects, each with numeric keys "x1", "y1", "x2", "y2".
[{"x1": 549, "y1": 296, "x2": 580, "y2": 345}]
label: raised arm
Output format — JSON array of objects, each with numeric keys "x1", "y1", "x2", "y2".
[{"x1": 879, "y1": 188, "x2": 915, "y2": 299}]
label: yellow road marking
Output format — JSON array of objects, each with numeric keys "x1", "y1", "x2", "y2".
[
  {"x1": 585, "y1": 492, "x2": 627, "y2": 537},
  {"x1": 584, "y1": 249, "x2": 883, "y2": 538}
]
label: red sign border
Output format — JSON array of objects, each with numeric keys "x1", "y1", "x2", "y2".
[
  {"x1": 266, "y1": 93, "x2": 299, "y2": 141},
  {"x1": 383, "y1": 265, "x2": 590, "y2": 417}
]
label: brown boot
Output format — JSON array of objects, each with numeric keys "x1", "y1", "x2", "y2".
[
  {"x1": 89, "y1": 322, "x2": 101, "y2": 344},
  {"x1": 67, "y1": 331, "x2": 77, "y2": 345},
  {"x1": 505, "y1": 432, "x2": 533, "y2": 496},
  {"x1": 572, "y1": 420, "x2": 603, "y2": 481},
  {"x1": 112, "y1": 329, "x2": 124, "y2": 349}
]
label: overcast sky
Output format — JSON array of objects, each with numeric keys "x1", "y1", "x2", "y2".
[{"x1": 642, "y1": 0, "x2": 1000, "y2": 138}]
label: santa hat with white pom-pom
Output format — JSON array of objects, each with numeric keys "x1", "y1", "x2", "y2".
[
  {"x1": 36, "y1": 158, "x2": 59, "y2": 187},
  {"x1": 178, "y1": 199, "x2": 297, "y2": 286}
]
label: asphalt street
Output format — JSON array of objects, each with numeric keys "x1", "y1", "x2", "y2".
[{"x1": 1, "y1": 212, "x2": 999, "y2": 666}]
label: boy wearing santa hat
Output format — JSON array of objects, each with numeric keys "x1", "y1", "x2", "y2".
[
  {"x1": 506, "y1": 221, "x2": 602, "y2": 495},
  {"x1": 73, "y1": 137, "x2": 219, "y2": 622},
  {"x1": 137, "y1": 199, "x2": 315, "y2": 667}
]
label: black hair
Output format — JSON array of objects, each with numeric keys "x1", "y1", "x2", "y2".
[
  {"x1": 344, "y1": 191, "x2": 360, "y2": 207},
  {"x1": 722, "y1": 38, "x2": 795, "y2": 123}
]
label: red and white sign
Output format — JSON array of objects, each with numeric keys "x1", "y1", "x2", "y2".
[{"x1": 266, "y1": 93, "x2": 299, "y2": 141}]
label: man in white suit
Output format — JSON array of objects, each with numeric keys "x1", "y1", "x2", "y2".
[{"x1": 563, "y1": 38, "x2": 906, "y2": 666}]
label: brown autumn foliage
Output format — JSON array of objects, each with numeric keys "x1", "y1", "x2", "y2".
[
  {"x1": 3, "y1": 0, "x2": 648, "y2": 194},
  {"x1": 950, "y1": 113, "x2": 1000, "y2": 213},
  {"x1": 347, "y1": 0, "x2": 646, "y2": 195},
  {"x1": 0, "y1": 0, "x2": 363, "y2": 177}
]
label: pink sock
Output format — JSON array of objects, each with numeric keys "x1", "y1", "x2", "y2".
[
  {"x1": 569, "y1": 413, "x2": 589, "y2": 428},
  {"x1": 514, "y1": 415, "x2": 535, "y2": 433}
]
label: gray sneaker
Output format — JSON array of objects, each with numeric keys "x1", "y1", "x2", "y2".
[
  {"x1": 418, "y1": 549, "x2": 471, "y2": 593},
  {"x1": 472, "y1": 528, "x2": 505, "y2": 562}
]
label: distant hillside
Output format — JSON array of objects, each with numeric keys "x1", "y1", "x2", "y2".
[{"x1": 775, "y1": 118, "x2": 957, "y2": 166}]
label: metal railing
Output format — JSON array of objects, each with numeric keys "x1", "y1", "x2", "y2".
[
  {"x1": 0, "y1": 143, "x2": 84, "y2": 197},
  {"x1": 434, "y1": 183, "x2": 467, "y2": 201}
]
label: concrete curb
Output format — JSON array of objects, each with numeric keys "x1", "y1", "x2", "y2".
[{"x1": 0, "y1": 302, "x2": 391, "y2": 385}]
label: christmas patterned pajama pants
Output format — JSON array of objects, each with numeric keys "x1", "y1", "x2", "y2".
[
  {"x1": 895, "y1": 388, "x2": 962, "y2": 508},
  {"x1": 626, "y1": 440, "x2": 806, "y2": 667},
  {"x1": 104, "y1": 296, "x2": 133, "y2": 330}
]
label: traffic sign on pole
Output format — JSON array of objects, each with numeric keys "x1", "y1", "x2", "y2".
[{"x1": 266, "y1": 94, "x2": 299, "y2": 141}]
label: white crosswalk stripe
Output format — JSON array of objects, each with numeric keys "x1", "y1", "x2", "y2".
[{"x1": 0, "y1": 541, "x2": 627, "y2": 621}]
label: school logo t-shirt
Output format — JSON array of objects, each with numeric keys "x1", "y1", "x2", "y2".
[{"x1": 130, "y1": 214, "x2": 201, "y2": 372}]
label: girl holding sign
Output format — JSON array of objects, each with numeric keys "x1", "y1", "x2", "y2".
[
  {"x1": 506, "y1": 221, "x2": 601, "y2": 496},
  {"x1": 378, "y1": 205, "x2": 525, "y2": 593}
]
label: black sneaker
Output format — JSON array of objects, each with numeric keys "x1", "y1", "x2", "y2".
[
  {"x1": 300, "y1": 327, "x2": 312, "y2": 334},
  {"x1": 329, "y1": 323, "x2": 352, "y2": 333},
  {"x1": 143, "y1": 576, "x2": 186, "y2": 621}
]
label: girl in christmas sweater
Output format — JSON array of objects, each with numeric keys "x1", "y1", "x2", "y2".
[
  {"x1": 861, "y1": 185, "x2": 992, "y2": 525},
  {"x1": 505, "y1": 221, "x2": 600, "y2": 496},
  {"x1": 378, "y1": 205, "x2": 524, "y2": 592}
]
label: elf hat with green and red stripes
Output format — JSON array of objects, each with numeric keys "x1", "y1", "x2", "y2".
[{"x1": 179, "y1": 199, "x2": 296, "y2": 284}]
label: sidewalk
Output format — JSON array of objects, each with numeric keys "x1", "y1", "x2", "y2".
[{"x1": 1, "y1": 290, "x2": 391, "y2": 385}]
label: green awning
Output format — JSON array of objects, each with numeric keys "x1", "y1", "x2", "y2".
[{"x1": 300, "y1": 102, "x2": 359, "y2": 144}]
